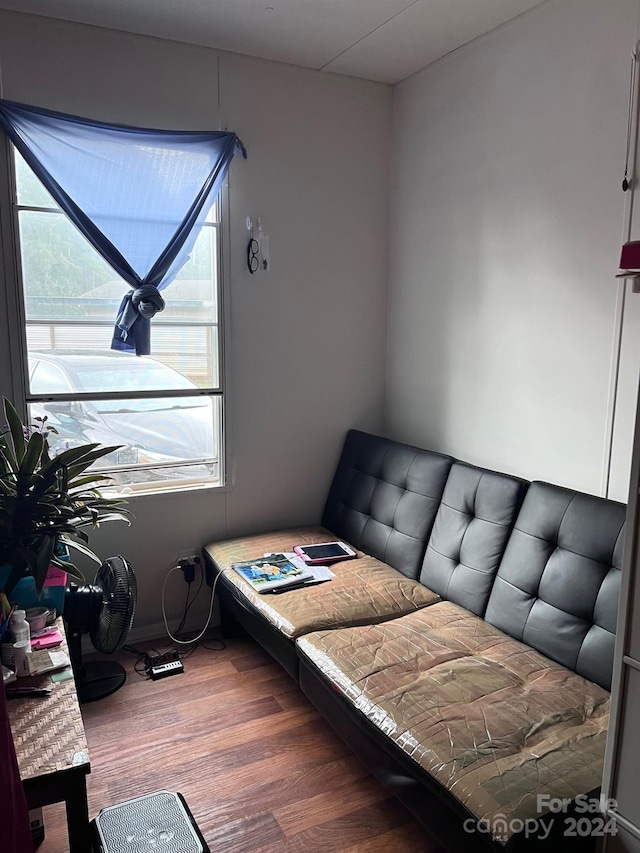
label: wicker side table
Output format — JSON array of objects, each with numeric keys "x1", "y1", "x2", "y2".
[{"x1": 7, "y1": 619, "x2": 91, "y2": 852}]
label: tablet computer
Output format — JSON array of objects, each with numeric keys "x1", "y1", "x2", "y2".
[{"x1": 293, "y1": 541, "x2": 356, "y2": 564}]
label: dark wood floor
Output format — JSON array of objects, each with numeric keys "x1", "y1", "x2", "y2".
[{"x1": 37, "y1": 637, "x2": 442, "y2": 852}]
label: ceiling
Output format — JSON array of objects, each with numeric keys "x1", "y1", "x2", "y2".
[{"x1": 0, "y1": 0, "x2": 549, "y2": 85}]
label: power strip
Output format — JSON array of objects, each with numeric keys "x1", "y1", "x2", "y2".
[
  {"x1": 150, "y1": 650, "x2": 180, "y2": 666},
  {"x1": 149, "y1": 659, "x2": 184, "y2": 680}
]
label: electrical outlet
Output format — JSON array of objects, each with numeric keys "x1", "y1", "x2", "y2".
[
  {"x1": 177, "y1": 550, "x2": 198, "y2": 564},
  {"x1": 177, "y1": 550, "x2": 200, "y2": 583}
]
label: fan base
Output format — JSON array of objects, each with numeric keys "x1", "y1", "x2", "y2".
[{"x1": 77, "y1": 660, "x2": 126, "y2": 703}]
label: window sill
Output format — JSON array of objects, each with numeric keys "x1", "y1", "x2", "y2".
[{"x1": 100, "y1": 479, "x2": 232, "y2": 500}]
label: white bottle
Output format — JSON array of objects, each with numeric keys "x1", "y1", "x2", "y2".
[
  {"x1": 10, "y1": 609, "x2": 31, "y2": 647},
  {"x1": 13, "y1": 640, "x2": 31, "y2": 677}
]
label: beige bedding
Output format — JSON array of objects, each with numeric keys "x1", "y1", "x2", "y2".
[
  {"x1": 297, "y1": 600, "x2": 609, "y2": 844},
  {"x1": 204, "y1": 527, "x2": 440, "y2": 639}
]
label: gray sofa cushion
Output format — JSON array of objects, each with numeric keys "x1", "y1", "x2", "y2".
[
  {"x1": 485, "y1": 481, "x2": 625, "y2": 689},
  {"x1": 322, "y1": 430, "x2": 453, "y2": 579},
  {"x1": 419, "y1": 462, "x2": 528, "y2": 616}
]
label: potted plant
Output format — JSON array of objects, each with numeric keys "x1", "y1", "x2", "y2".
[{"x1": 0, "y1": 397, "x2": 130, "y2": 601}]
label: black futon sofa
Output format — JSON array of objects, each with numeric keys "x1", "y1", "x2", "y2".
[{"x1": 203, "y1": 430, "x2": 624, "y2": 851}]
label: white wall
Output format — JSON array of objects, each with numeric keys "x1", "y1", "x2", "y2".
[
  {"x1": 387, "y1": 0, "x2": 639, "y2": 501},
  {"x1": 0, "y1": 12, "x2": 391, "y2": 637}
]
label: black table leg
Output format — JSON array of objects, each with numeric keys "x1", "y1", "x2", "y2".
[{"x1": 65, "y1": 773, "x2": 91, "y2": 853}]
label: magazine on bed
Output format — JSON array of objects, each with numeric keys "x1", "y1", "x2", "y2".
[{"x1": 233, "y1": 553, "x2": 315, "y2": 592}]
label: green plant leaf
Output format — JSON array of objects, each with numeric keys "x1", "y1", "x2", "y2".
[
  {"x1": 68, "y1": 474, "x2": 114, "y2": 491},
  {"x1": 0, "y1": 433, "x2": 18, "y2": 474},
  {"x1": 50, "y1": 554, "x2": 85, "y2": 582},
  {"x1": 62, "y1": 536, "x2": 103, "y2": 564},
  {"x1": 3, "y1": 398, "x2": 25, "y2": 463},
  {"x1": 12, "y1": 545, "x2": 37, "y2": 581},
  {"x1": 59, "y1": 460, "x2": 69, "y2": 496},
  {"x1": 0, "y1": 401, "x2": 130, "y2": 596},
  {"x1": 37, "y1": 443, "x2": 102, "y2": 479},
  {"x1": 92, "y1": 512, "x2": 131, "y2": 525},
  {"x1": 66, "y1": 446, "x2": 124, "y2": 481},
  {"x1": 34, "y1": 535, "x2": 55, "y2": 596},
  {"x1": 2, "y1": 561, "x2": 26, "y2": 597},
  {"x1": 0, "y1": 475, "x2": 15, "y2": 496},
  {"x1": 18, "y1": 431, "x2": 44, "y2": 480}
]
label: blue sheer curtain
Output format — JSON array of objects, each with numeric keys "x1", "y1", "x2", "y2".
[{"x1": 0, "y1": 100, "x2": 246, "y2": 354}]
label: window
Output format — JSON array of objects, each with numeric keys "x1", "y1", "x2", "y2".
[{"x1": 9, "y1": 148, "x2": 225, "y2": 494}]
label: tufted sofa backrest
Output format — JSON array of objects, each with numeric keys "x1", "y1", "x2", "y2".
[
  {"x1": 419, "y1": 463, "x2": 528, "y2": 616},
  {"x1": 484, "y1": 481, "x2": 626, "y2": 690},
  {"x1": 322, "y1": 430, "x2": 453, "y2": 579}
]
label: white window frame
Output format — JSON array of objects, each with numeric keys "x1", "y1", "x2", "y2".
[{"x1": 0, "y1": 130, "x2": 232, "y2": 496}]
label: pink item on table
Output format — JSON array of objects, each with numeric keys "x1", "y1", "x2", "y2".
[
  {"x1": 31, "y1": 629, "x2": 63, "y2": 650},
  {"x1": 44, "y1": 566, "x2": 67, "y2": 587}
]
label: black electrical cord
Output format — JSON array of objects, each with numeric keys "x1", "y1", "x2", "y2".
[
  {"x1": 174, "y1": 577, "x2": 194, "y2": 637},
  {"x1": 124, "y1": 560, "x2": 226, "y2": 677},
  {"x1": 177, "y1": 566, "x2": 204, "y2": 636},
  {"x1": 201, "y1": 638, "x2": 226, "y2": 651},
  {"x1": 124, "y1": 644, "x2": 160, "y2": 679}
]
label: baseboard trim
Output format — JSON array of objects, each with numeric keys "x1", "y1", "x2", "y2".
[{"x1": 80, "y1": 616, "x2": 222, "y2": 655}]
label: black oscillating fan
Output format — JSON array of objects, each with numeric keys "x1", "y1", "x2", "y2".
[{"x1": 64, "y1": 555, "x2": 137, "y2": 703}]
